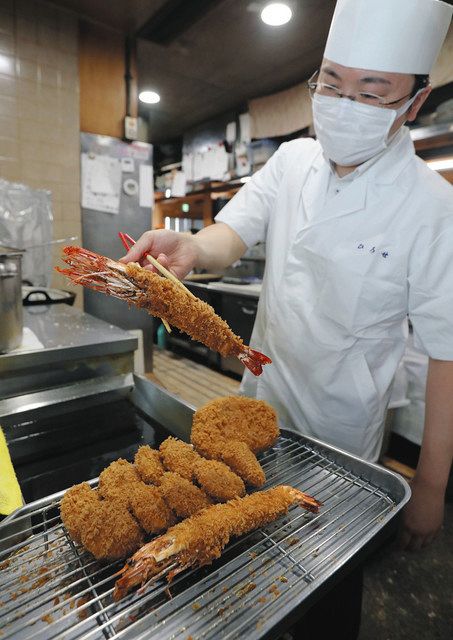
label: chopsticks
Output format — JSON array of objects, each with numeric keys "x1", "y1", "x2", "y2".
[{"x1": 119, "y1": 232, "x2": 197, "y2": 334}]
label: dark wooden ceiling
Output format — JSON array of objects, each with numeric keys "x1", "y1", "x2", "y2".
[
  {"x1": 136, "y1": 0, "x2": 335, "y2": 142},
  {"x1": 47, "y1": 0, "x2": 453, "y2": 143},
  {"x1": 47, "y1": 0, "x2": 336, "y2": 141}
]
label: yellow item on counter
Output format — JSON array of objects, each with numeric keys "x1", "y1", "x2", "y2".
[{"x1": 0, "y1": 427, "x2": 23, "y2": 516}]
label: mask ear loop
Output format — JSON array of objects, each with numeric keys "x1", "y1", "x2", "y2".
[{"x1": 395, "y1": 87, "x2": 426, "y2": 119}]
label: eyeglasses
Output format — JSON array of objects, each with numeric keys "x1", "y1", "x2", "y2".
[{"x1": 307, "y1": 70, "x2": 412, "y2": 107}]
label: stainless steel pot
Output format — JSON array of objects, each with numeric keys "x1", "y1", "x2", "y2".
[{"x1": 0, "y1": 252, "x2": 23, "y2": 353}]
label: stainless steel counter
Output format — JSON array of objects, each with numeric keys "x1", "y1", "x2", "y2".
[
  {"x1": 0, "y1": 305, "x2": 137, "y2": 398},
  {"x1": 184, "y1": 280, "x2": 262, "y2": 298}
]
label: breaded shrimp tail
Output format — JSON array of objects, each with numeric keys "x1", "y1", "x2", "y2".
[{"x1": 56, "y1": 246, "x2": 272, "y2": 376}]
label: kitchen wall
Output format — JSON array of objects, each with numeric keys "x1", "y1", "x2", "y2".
[{"x1": 0, "y1": 0, "x2": 81, "y2": 304}]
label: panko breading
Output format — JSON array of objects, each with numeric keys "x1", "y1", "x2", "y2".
[
  {"x1": 221, "y1": 440, "x2": 266, "y2": 488},
  {"x1": 134, "y1": 445, "x2": 165, "y2": 484},
  {"x1": 159, "y1": 472, "x2": 212, "y2": 519},
  {"x1": 80, "y1": 500, "x2": 143, "y2": 561},
  {"x1": 192, "y1": 396, "x2": 279, "y2": 456},
  {"x1": 57, "y1": 247, "x2": 272, "y2": 376},
  {"x1": 114, "y1": 485, "x2": 322, "y2": 600},
  {"x1": 193, "y1": 459, "x2": 246, "y2": 502},
  {"x1": 98, "y1": 459, "x2": 141, "y2": 506},
  {"x1": 128, "y1": 483, "x2": 175, "y2": 534},
  {"x1": 60, "y1": 482, "x2": 100, "y2": 544},
  {"x1": 159, "y1": 437, "x2": 199, "y2": 481}
]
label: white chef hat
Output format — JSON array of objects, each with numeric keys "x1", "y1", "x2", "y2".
[{"x1": 324, "y1": 0, "x2": 452, "y2": 74}]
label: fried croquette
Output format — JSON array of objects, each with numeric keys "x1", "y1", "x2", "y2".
[
  {"x1": 98, "y1": 459, "x2": 141, "y2": 506},
  {"x1": 159, "y1": 472, "x2": 212, "y2": 519},
  {"x1": 80, "y1": 500, "x2": 144, "y2": 561},
  {"x1": 220, "y1": 440, "x2": 266, "y2": 488},
  {"x1": 192, "y1": 459, "x2": 246, "y2": 502},
  {"x1": 134, "y1": 445, "x2": 165, "y2": 484},
  {"x1": 60, "y1": 482, "x2": 100, "y2": 544},
  {"x1": 192, "y1": 396, "x2": 279, "y2": 456},
  {"x1": 159, "y1": 437, "x2": 200, "y2": 481},
  {"x1": 128, "y1": 483, "x2": 175, "y2": 534}
]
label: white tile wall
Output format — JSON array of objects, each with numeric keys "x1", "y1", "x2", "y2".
[{"x1": 0, "y1": 0, "x2": 81, "y2": 306}]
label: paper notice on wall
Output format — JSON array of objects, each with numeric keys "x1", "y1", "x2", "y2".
[
  {"x1": 81, "y1": 153, "x2": 122, "y2": 214},
  {"x1": 139, "y1": 164, "x2": 154, "y2": 208}
]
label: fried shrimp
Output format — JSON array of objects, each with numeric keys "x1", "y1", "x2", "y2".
[
  {"x1": 128, "y1": 483, "x2": 175, "y2": 534},
  {"x1": 193, "y1": 459, "x2": 246, "y2": 502},
  {"x1": 113, "y1": 485, "x2": 322, "y2": 599},
  {"x1": 220, "y1": 440, "x2": 266, "y2": 488},
  {"x1": 80, "y1": 500, "x2": 144, "y2": 561},
  {"x1": 159, "y1": 472, "x2": 212, "y2": 519},
  {"x1": 159, "y1": 437, "x2": 199, "y2": 481},
  {"x1": 98, "y1": 459, "x2": 142, "y2": 508},
  {"x1": 134, "y1": 445, "x2": 165, "y2": 484},
  {"x1": 56, "y1": 247, "x2": 272, "y2": 376},
  {"x1": 60, "y1": 482, "x2": 100, "y2": 544}
]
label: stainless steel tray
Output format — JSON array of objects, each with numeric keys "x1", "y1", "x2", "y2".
[{"x1": 0, "y1": 430, "x2": 410, "y2": 640}]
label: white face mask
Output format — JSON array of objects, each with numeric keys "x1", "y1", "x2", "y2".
[{"x1": 312, "y1": 92, "x2": 419, "y2": 166}]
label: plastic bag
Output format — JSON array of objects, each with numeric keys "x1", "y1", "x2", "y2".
[{"x1": 0, "y1": 179, "x2": 53, "y2": 287}]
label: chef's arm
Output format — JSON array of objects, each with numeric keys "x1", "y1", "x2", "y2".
[
  {"x1": 194, "y1": 222, "x2": 248, "y2": 271},
  {"x1": 399, "y1": 357, "x2": 453, "y2": 550}
]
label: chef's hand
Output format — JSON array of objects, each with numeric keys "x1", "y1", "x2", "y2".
[
  {"x1": 119, "y1": 229, "x2": 199, "y2": 279},
  {"x1": 398, "y1": 477, "x2": 444, "y2": 551}
]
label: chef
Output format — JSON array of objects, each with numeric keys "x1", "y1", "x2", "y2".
[{"x1": 124, "y1": 0, "x2": 453, "y2": 557}]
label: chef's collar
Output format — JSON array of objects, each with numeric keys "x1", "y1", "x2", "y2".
[{"x1": 327, "y1": 126, "x2": 406, "y2": 182}]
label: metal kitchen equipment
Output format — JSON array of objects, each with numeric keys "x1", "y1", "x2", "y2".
[
  {"x1": 0, "y1": 373, "x2": 410, "y2": 640},
  {"x1": 0, "y1": 304, "x2": 137, "y2": 401},
  {"x1": 0, "y1": 251, "x2": 23, "y2": 353},
  {"x1": 80, "y1": 133, "x2": 154, "y2": 371},
  {"x1": 22, "y1": 286, "x2": 76, "y2": 307}
]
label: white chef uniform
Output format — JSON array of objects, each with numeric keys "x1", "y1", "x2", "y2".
[{"x1": 216, "y1": 126, "x2": 453, "y2": 461}]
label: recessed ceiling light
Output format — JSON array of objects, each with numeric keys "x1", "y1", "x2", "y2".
[
  {"x1": 260, "y1": 3, "x2": 292, "y2": 26},
  {"x1": 139, "y1": 90, "x2": 161, "y2": 104}
]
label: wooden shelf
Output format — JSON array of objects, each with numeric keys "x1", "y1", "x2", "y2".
[{"x1": 152, "y1": 179, "x2": 243, "y2": 229}]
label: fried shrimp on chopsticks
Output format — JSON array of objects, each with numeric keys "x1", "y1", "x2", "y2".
[
  {"x1": 113, "y1": 485, "x2": 322, "y2": 600},
  {"x1": 56, "y1": 246, "x2": 272, "y2": 375}
]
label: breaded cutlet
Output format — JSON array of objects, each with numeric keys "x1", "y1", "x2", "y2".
[
  {"x1": 134, "y1": 445, "x2": 165, "y2": 485},
  {"x1": 60, "y1": 482, "x2": 100, "y2": 544},
  {"x1": 193, "y1": 459, "x2": 246, "y2": 502},
  {"x1": 159, "y1": 437, "x2": 200, "y2": 481},
  {"x1": 159, "y1": 472, "x2": 212, "y2": 519}
]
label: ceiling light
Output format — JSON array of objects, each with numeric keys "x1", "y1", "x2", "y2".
[
  {"x1": 139, "y1": 90, "x2": 161, "y2": 104},
  {"x1": 427, "y1": 157, "x2": 453, "y2": 171},
  {"x1": 261, "y1": 3, "x2": 292, "y2": 26}
]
